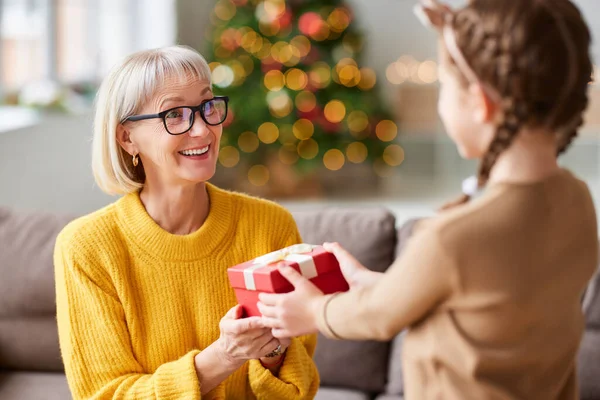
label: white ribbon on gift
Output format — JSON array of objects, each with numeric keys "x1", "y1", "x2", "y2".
[{"x1": 243, "y1": 244, "x2": 318, "y2": 291}]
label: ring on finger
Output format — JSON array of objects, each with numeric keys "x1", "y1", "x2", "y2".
[{"x1": 264, "y1": 344, "x2": 282, "y2": 358}]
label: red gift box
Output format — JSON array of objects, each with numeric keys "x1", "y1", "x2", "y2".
[{"x1": 227, "y1": 244, "x2": 350, "y2": 317}]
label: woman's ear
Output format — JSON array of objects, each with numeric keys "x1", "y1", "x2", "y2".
[
  {"x1": 469, "y1": 83, "x2": 498, "y2": 124},
  {"x1": 116, "y1": 124, "x2": 138, "y2": 156}
]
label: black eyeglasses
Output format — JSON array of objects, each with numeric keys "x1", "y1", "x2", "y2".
[{"x1": 122, "y1": 96, "x2": 230, "y2": 135}]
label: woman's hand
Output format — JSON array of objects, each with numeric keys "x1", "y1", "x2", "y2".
[
  {"x1": 217, "y1": 305, "x2": 282, "y2": 365},
  {"x1": 258, "y1": 266, "x2": 326, "y2": 338},
  {"x1": 323, "y1": 242, "x2": 382, "y2": 288}
]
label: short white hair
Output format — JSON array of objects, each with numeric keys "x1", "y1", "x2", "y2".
[{"x1": 92, "y1": 45, "x2": 212, "y2": 195}]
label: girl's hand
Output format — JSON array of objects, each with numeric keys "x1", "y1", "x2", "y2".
[
  {"x1": 258, "y1": 266, "x2": 325, "y2": 338},
  {"x1": 323, "y1": 242, "x2": 382, "y2": 288}
]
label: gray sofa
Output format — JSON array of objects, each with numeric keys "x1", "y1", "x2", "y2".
[{"x1": 0, "y1": 206, "x2": 599, "y2": 399}]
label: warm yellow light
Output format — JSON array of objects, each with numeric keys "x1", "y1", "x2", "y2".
[
  {"x1": 295, "y1": 90, "x2": 317, "y2": 112},
  {"x1": 248, "y1": 165, "x2": 270, "y2": 186},
  {"x1": 279, "y1": 143, "x2": 299, "y2": 165},
  {"x1": 297, "y1": 138, "x2": 319, "y2": 159},
  {"x1": 238, "y1": 131, "x2": 259, "y2": 153},
  {"x1": 264, "y1": 70, "x2": 285, "y2": 91},
  {"x1": 264, "y1": 0, "x2": 286, "y2": 19},
  {"x1": 346, "y1": 142, "x2": 368, "y2": 163},
  {"x1": 214, "y1": 0, "x2": 237, "y2": 21},
  {"x1": 290, "y1": 35, "x2": 311, "y2": 57},
  {"x1": 347, "y1": 110, "x2": 369, "y2": 134},
  {"x1": 418, "y1": 60, "x2": 438, "y2": 84},
  {"x1": 241, "y1": 31, "x2": 258, "y2": 51},
  {"x1": 208, "y1": 62, "x2": 221, "y2": 72},
  {"x1": 324, "y1": 100, "x2": 346, "y2": 123},
  {"x1": 358, "y1": 67, "x2": 377, "y2": 90},
  {"x1": 338, "y1": 65, "x2": 360, "y2": 87},
  {"x1": 376, "y1": 120, "x2": 398, "y2": 142},
  {"x1": 323, "y1": 149, "x2": 345, "y2": 171},
  {"x1": 278, "y1": 124, "x2": 295, "y2": 144},
  {"x1": 327, "y1": 8, "x2": 351, "y2": 32},
  {"x1": 218, "y1": 146, "x2": 240, "y2": 168},
  {"x1": 258, "y1": 122, "x2": 280, "y2": 144},
  {"x1": 259, "y1": 19, "x2": 280, "y2": 36},
  {"x1": 292, "y1": 119, "x2": 314, "y2": 140},
  {"x1": 310, "y1": 21, "x2": 330, "y2": 41},
  {"x1": 267, "y1": 91, "x2": 293, "y2": 118},
  {"x1": 309, "y1": 62, "x2": 332, "y2": 88},
  {"x1": 285, "y1": 68, "x2": 308, "y2": 91},
  {"x1": 383, "y1": 144, "x2": 405, "y2": 167}
]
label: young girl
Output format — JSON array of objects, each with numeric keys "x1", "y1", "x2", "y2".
[{"x1": 258, "y1": 0, "x2": 598, "y2": 399}]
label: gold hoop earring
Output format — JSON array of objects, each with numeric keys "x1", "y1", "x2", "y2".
[{"x1": 132, "y1": 154, "x2": 139, "y2": 167}]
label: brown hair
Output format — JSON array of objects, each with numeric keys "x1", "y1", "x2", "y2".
[{"x1": 439, "y1": 0, "x2": 593, "y2": 209}]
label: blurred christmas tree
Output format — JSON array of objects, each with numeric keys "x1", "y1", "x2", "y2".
[{"x1": 205, "y1": 0, "x2": 402, "y2": 186}]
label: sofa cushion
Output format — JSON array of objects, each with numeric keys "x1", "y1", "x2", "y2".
[
  {"x1": 0, "y1": 208, "x2": 73, "y2": 371},
  {"x1": 583, "y1": 263, "x2": 600, "y2": 328},
  {"x1": 316, "y1": 387, "x2": 371, "y2": 400},
  {"x1": 293, "y1": 207, "x2": 396, "y2": 393},
  {"x1": 0, "y1": 372, "x2": 71, "y2": 400},
  {"x1": 578, "y1": 329, "x2": 600, "y2": 400},
  {"x1": 0, "y1": 318, "x2": 62, "y2": 372},
  {"x1": 0, "y1": 208, "x2": 73, "y2": 317}
]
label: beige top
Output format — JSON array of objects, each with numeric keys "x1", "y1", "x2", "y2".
[{"x1": 318, "y1": 169, "x2": 598, "y2": 400}]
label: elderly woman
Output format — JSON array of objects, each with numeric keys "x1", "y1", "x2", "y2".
[{"x1": 54, "y1": 45, "x2": 319, "y2": 400}]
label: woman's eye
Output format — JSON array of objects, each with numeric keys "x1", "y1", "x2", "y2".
[
  {"x1": 166, "y1": 110, "x2": 182, "y2": 119},
  {"x1": 204, "y1": 102, "x2": 215, "y2": 115}
]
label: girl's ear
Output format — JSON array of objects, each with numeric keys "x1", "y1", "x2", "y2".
[
  {"x1": 116, "y1": 123, "x2": 138, "y2": 156},
  {"x1": 469, "y1": 83, "x2": 499, "y2": 124}
]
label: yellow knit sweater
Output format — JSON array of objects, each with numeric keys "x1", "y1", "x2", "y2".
[{"x1": 54, "y1": 183, "x2": 319, "y2": 400}]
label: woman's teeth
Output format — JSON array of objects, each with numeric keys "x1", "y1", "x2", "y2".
[{"x1": 180, "y1": 146, "x2": 209, "y2": 156}]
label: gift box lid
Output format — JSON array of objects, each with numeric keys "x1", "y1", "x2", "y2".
[{"x1": 227, "y1": 244, "x2": 340, "y2": 293}]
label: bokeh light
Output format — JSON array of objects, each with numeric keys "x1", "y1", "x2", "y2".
[
  {"x1": 295, "y1": 90, "x2": 317, "y2": 112},
  {"x1": 290, "y1": 35, "x2": 311, "y2": 57},
  {"x1": 418, "y1": 60, "x2": 438, "y2": 84},
  {"x1": 346, "y1": 142, "x2": 368, "y2": 163},
  {"x1": 327, "y1": 8, "x2": 351, "y2": 32},
  {"x1": 212, "y1": 64, "x2": 235, "y2": 88},
  {"x1": 297, "y1": 138, "x2": 319, "y2": 159},
  {"x1": 278, "y1": 124, "x2": 295, "y2": 144},
  {"x1": 285, "y1": 68, "x2": 308, "y2": 91},
  {"x1": 214, "y1": 0, "x2": 237, "y2": 21},
  {"x1": 358, "y1": 67, "x2": 377, "y2": 90},
  {"x1": 248, "y1": 165, "x2": 270, "y2": 186},
  {"x1": 238, "y1": 131, "x2": 259, "y2": 153},
  {"x1": 298, "y1": 12, "x2": 323, "y2": 37},
  {"x1": 266, "y1": 90, "x2": 293, "y2": 118},
  {"x1": 279, "y1": 143, "x2": 299, "y2": 165},
  {"x1": 309, "y1": 62, "x2": 332, "y2": 88},
  {"x1": 218, "y1": 146, "x2": 240, "y2": 167},
  {"x1": 323, "y1": 149, "x2": 345, "y2": 171},
  {"x1": 324, "y1": 100, "x2": 346, "y2": 123},
  {"x1": 383, "y1": 144, "x2": 405, "y2": 166},
  {"x1": 376, "y1": 120, "x2": 398, "y2": 142},
  {"x1": 264, "y1": 70, "x2": 285, "y2": 91},
  {"x1": 258, "y1": 122, "x2": 279, "y2": 143},
  {"x1": 347, "y1": 110, "x2": 369, "y2": 135},
  {"x1": 293, "y1": 119, "x2": 314, "y2": 140},
  {"x1": 338, "y1": 64, "x2": 360, "y2": 87}
]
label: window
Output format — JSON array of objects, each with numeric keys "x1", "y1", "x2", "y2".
[{"x1": 0, "y1": 0, "x2": 176, "y2": 95}]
